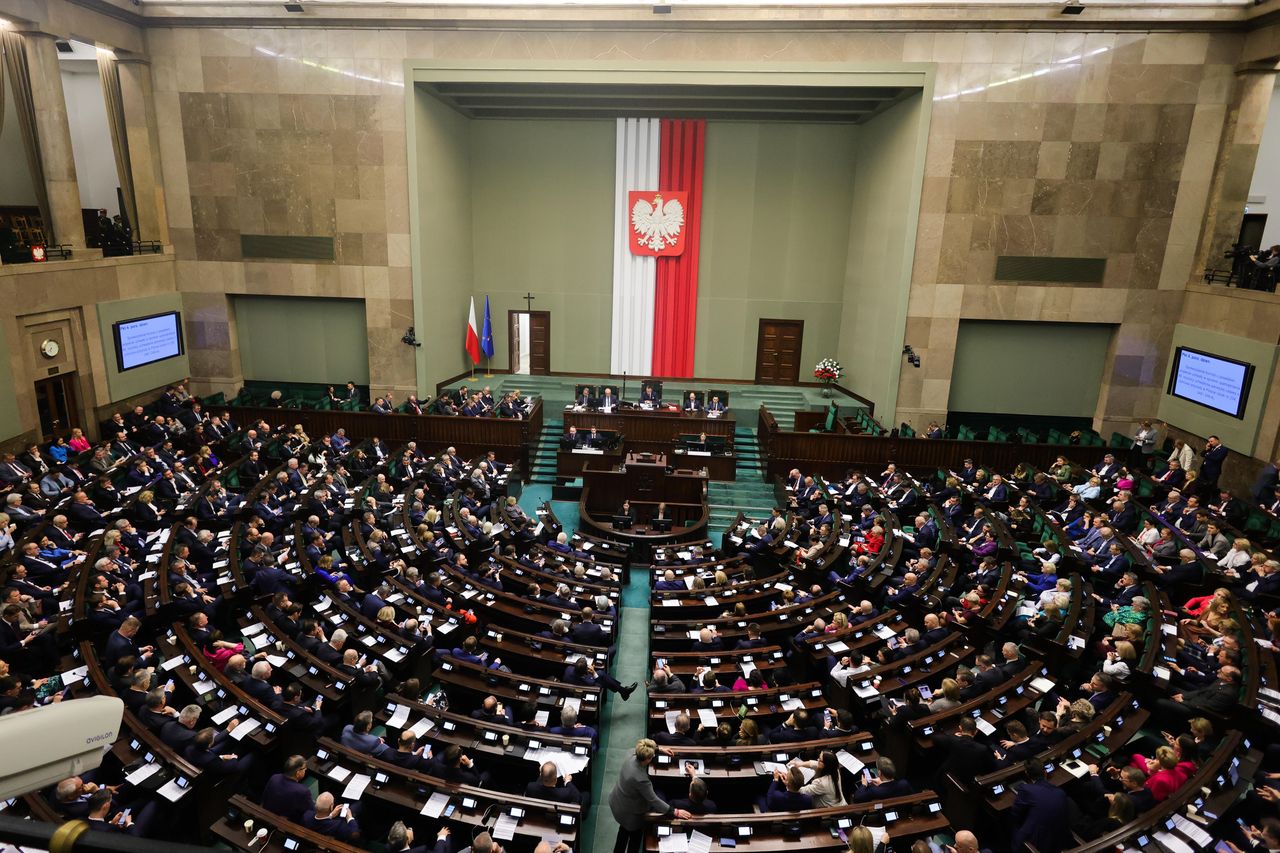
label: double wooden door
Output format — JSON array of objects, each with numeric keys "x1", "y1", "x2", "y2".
[
  {"x1": 509, "y1": 311, "x2": 550, "y2": 375},
  {"x1": 34, "y1": 373, "x2": 81, "y2": 439},
  {"x1": 755, "y1": 319, "x2": 804, "y2": 384}
]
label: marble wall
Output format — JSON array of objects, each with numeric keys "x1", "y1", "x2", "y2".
[{"x1": 136, "y1": 26, "x2": 1252, "y2": 426}]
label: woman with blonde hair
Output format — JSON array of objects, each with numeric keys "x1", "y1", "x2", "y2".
[
  {"x1": 928, "y1": 678, "x2": 962, "y2": 713},
  {"x1": 1103, "y1": 640, "x2": 1136, "y2": 681},
  {"x1": 609, "y1": 738, "x2": 692, "y2": 853}
]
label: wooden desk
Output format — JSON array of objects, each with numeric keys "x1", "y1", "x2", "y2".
[
  {"x1": 582, "y1": 456, "x2": 706, "y2": 510},
  {"x1": 561, "y1": 409, "x2": 738, "y2": 481},
  {"x1": 557, "y1": 446, "x2": 624, "y2": 478}
]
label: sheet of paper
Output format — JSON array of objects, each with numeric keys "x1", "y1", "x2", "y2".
[
  {"x1": 408, "y1": 718, "x2": 434, "y2": 739},
  {"x1": 688, "y1": 830, "x2": 712, "y2": 853},
  {"x1": 191, "y1": 679, "x2": 216, "y2": 696},
  {"x1": 60, "y1": 664, "x2": 89, "y2": 684},
  {"x1": 421, "y1": 792, "x2": 449, "y2": 818},
  {"x1": 665, "y1": 710, "x2": 682, "y2": 733},
  {"x1": 211, "y1": 705, "x2": 238, "y2": 725},
  {"x1": 1030, "y1": 676, "x2": 1056, "y2": 694},
  {"x1": 662, "y1": 599, "x2": 681, "y2": 607},
  {"x1": 387, "y1": 704, "x2": 410, "y2": 729},
  {"x1": 125, "y1": 763, "x2": 161, "y2": 786},
  {"x1": 535, "y1": 710, "x2": 550, "y2": 726},
  {"x1": 157, "y1": 778, "x2": 192, "y2": 802},
  {"x1": 740, "y1": 660, "x2": 757, "y2": 678},
  {"x1": 493, "y1": 813, "x2": 519, "y2": 841},
  {"x1": 781, "y1": 698, "x2": 805, "y2": 711},
  {"x1": 160, "y1": 655, "x2": 185, "y2": 672},
  {"x1": 228, "y1": 718, "x2": 260, "y2": 741},
  {"x1": 562, "y1": 696, "x2": 581, "y2": 716},
  {"x1": 327, "y1": 765, "x2": 352, "y2": 783},
  {"x1": 975, "y1": 717, "x2": 996, "y2": 736},
  {"x1": 825, "y1": 640, "x2": 849, "y2": 654},
  {"x1": 698, "y1": 708, "x2": 718, "y2": 729},
  {"x1": 835, "y1": 750, "x2": 865, "y2": 775},
  {"x1": 658, "y1": 832, "x2": 688, "y2": 853},
  {"x1": 342, "y1": 773, "x2": 371, "y2": 800},
  {"x1": 265, "y1": 654, "x2": 288, "y2": 668}
]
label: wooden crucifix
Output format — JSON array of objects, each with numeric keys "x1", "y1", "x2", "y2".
[{"x1": 523, "y1": 292, "x2": 536, "y2": 311}]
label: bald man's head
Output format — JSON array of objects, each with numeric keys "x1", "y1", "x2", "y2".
[{"x1": 954, "y1": 830, "x2": 979, "y2": 853}]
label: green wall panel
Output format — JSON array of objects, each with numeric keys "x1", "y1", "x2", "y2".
[
  {"x1": 234, "y1": 296, "x2": 369, "y2": 384},
  {"x1": 470, "y1": 119, "x2": 616, "y2": 374},
  {"x1": 0, "y1": 321, "x2": 22, "y2": 442},
  {"x1": 695, "y1": 122, "x2": 858, "y2": 380},
  {"x1": 949, "y1": 320, "x2": 1116, "y2": 417},
  {"x1": 96, "y1": 293, "x2": 192, "y2": 402}
]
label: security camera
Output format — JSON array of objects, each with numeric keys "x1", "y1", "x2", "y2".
[
  {"x1": 402, "y1": 327, "x2": 422, "y2": 348},
  {"x1": 0, "y1": 696, "x2": 124, "y2": 799},
  {"x1": 902, "y1": 345, "x2": 922, "y2": 369}
]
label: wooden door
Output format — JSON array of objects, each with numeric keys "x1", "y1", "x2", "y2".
[
  {"x1": 755, "y1": 319, "x2": 803, "y2": 384},
  {"x1": 508, "y1": 311, "x2": 524, "y2": 373},
  {"x1": 33, "y1": 373, "x2": 81, "y2": 439},
  {"x1": 528, "y1": 311, "x2": 550, "y2": 375}
]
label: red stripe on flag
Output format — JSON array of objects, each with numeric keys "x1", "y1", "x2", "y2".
[{"x1": 652, "y1": 118, "x2": 705, "y2": 378}]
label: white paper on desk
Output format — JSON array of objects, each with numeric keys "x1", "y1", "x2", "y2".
[
  {"x1": 835, "y1": 751, "x2": 865, "y2": 775},
  {"x1": 125, "y1": 763, "x2": 161, "y2": 786},
  {"x1": 59, "y1": 599, "x2": 73, "y2": 613},
  {"x1": 1030, "y1": 676, "x2": 1056, "y2": 694},
  {"x1": 704, "y1": 596, "x2": 718, "y2": 607},
  {"x1": 229, "y1": 718, "x2": 260, "y2": 741},
  {"x1": 136, "y1": 571, "x2": 157, "y2": 582},
  {"x1": 781, "y1": 698, "x2": 804, "y2": 711},
  {"x1": 436, "y1": 621, "x2": 458, "y2": 635},
  {"x1": 839, "y1": 538, "x2": 851, "y2": 548},
  {"x1": 387, "y1": 705, "x2": 410, "y2": 729},
  {"x1": 211, "y1": 705, "x2": 238, "y2": 725},
  {"x1": 658, "y1": 831, "x2": 688, "y2": 853},
  {"x1": 421, "y1": 792, "x2": 449, "y2": 818},
  {"x1": 825, "y1": 640, "x2": 850, "y2": 654},
  {"x1": 773, "y1": 582, "x2": 792, "y2": 592},
  {"x1": 1152, "y1": 665, "x2": 1171, "y2": 681},
  {"x1": 662, "y1": 599, "x2": 681, "y2": 607},
  {"x1": 385, "y1": 647, "x2": 406, "y2": 663},
  {"x1": 242, "y1": 622, "x2": 265, "y2": 637},
  {"x1": 853, "y1": 682, "x2": 880, "y2": 699},
  {"x1": 158, "y1": 777, "x2": 192, "y2": 802},
  {"x1": 265, "y1": 654, "x2": 288, "y2": 668},
  {"x1": 360, "y1": 634, "x2": 378, "y2": 648},
  {"x1": 562, "y1": 696, "x2": 581, "y2": 716},
  {"x1": 408, "y1": 717, "x2": 434, "y2": 739},
  {"x1": 327, "y1": 765, "x2": 352, "y2": 783},
  {"x1": 729, "y1": 536, "x2": 743, "y2": 545},
  {"x1": 1154, "y1": 831, "x2": 1194, "y2": 853},
  {"x1": 192, "y1": 679, "x2": 216, "y2": 695},
  {"x1": 534, "y1": 522, "x2": 544, "y2": 536},
  {"x1": 1162, "y1": 622, "x2": 1177, "y2": 636},
  {"x1": 665, "y1": 710, "x2": 682, "y2": 733},
  {"x1": 687, "y1": 830, "x2": 712, "y2": 853},
  {"x1": 314, "y1": 596, "x2": 331, "y2": 613},
  {"x1": 535, "y1": 710, "x2": 550, "y2": 726},
  {"x1": 60, "y1": 664, "x2": 88, "y2": 684},
  {"x1": 740, "y1": 660, "x2": 757, "y2": 678},
  {"x1": 493, "y1": 813, "x2": 519, "y2": 841},
  {"x1": 975, "y1": 718, "x2": 996, "y2": 736},
  {"x1": 874, "y1": 624, "x2": 896, "y2": 640},
  {"x1": 342, "y1": 773, "x2": 371, "y2": 800},
  {"x1": 686, "y1": 630, "x2": 702, "y2": 640},
  {"x1": 544, "y1": 748, "x2": 589, "y2": 777},
  {"x1": 1172, "y1": 814, "x2": 1214, "y2": 847},
  {"x1": 697, "y1": 708, "x2": 718, "y2": 729},
  {"x1": 678, "y1": 551, "x2": 692, "y2": 561},
  {"x1": 160, "y1": 655, "x2": 185, "y2": 672}
]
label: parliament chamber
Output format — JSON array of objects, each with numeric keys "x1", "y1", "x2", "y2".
[{"x1": 9, "y1": 1, "x2": 1280, "y2": 853}]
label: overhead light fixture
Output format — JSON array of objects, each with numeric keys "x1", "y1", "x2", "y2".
[{"x1": 1061, "y1": 0, "x2": 1085, "y2": 14}]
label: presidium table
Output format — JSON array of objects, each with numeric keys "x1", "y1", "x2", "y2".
[{"x1": 558, "y1": 407, "x2": 737, "y2": 481}]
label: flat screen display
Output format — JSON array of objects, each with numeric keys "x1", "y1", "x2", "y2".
[
  {"x1": 113, "y1": 311, "x2": 184, "y2": 372},
  {"x1": 1166, "y1": 346, "x2": 1254, "y2": 419}
]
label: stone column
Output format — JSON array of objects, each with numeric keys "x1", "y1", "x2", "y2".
[
  {"x1": 15, "y1": 28, "x2": 89, "y2": 252},
  {"x1": 116, "y1": 54, "x2": 170, "y2": 246},
  {"x1": 1191, "y1": 61, "x2": 1279, "y2": 282}
]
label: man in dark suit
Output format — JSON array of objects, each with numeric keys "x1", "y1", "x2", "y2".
[
  {"x1": 706, "y1": 395, "x2": 726, "y2": 414},
  {"x1": 850, "y1": 757, "x2": 914, "y2": 802},
  {"x1": 262, "y1": 755, "x2": 315, "y2": 824},
  {"x1": 639, "y1": 385, "x2": 659, "y2": 405},
  {"x1": 932, "y1": 717, "x2": 995, "y2": 785},
  {"x1": 764, "y1": 766, "x2": 813, "y2": 811},
  {"x1": 1198, "y1": 436, "x2": 1226, "y2": 485},
  {"x1": 525, "y1": 761, "x2": 586, "y2": 805},
  {"x1": 683, "y1": 392, "x2": 701, "y2": 412},
  {"x1": 1011, "y1": 760, "x2": 1070, "y2": 853},
  {"x1": 1155, "y1": 665, "x2": 1239, "y2": 720}
]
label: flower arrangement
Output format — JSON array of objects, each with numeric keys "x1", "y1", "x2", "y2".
[{"x1": 814, "y1": 358, "x2": 844, "y2": 383}]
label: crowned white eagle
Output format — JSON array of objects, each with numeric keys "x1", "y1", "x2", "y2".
[{"x1": 631, "y1": 193, "x2": 685, "y2": 252}]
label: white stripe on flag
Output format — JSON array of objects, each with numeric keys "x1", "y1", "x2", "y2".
[{"x1": 610, "y1": 117, "x2": 659, "y2": 375}]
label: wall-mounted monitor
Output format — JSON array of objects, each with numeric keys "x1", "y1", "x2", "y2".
[
  {"x1": 113, "y1": 311, "x2": 184, "y2": 372},
  {"x1": 1166, "y1": 345, "x2": 1255, "y2": 419}
]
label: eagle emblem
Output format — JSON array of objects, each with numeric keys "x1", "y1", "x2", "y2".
[{"x1": 628, "y1": 190, "x2": 688, "y2": 256}]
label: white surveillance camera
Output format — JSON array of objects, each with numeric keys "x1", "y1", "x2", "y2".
[{"x1": 0, "y1": 696, "x2": 124, "y2": 799}]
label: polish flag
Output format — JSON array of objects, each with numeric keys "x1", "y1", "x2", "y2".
[{"x1": 464, "y1": 297, "x2": 481, "y2": 364}]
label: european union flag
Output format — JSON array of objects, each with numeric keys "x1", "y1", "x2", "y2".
[{"x1": 480, "y1": 295, "x2": 495, "y2": 359}]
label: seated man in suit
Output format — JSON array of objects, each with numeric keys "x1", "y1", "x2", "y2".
[
  {"x1": 525, "y1": 761, "x2": 586, "y2": 805},
  {"x1": 1155, "y1": 665, "x2": 1240, "y2": 721},
  {"x1": 1011, "y1": 760, "x2": 1071, "y2": 853},
  {"x1": 576, "y1": 387, "x2": 594, "y2": 408},
  {"x1": 303, "y1": 792, "x2": 361, "y2": 843},
  {"x1": 585, "y1": 427, "x2": 607, "y2": 449},
  {"x1": 706, "y1": 395, "x2": 727, "y2": 414},
  {"x1": 340, "y1": 710, "x2": 390, "y2": 757},
  {"x1": 599, "y1": 387, "x2": 618, "y2": 412},
  {"x1": 763, "y1": 766, "x2": 813, "y2": 811},
  {"x1": 850, "y1": 757, "x2": 913, "y2": 802},
  {"x1": 639, "y1": 384, "x2": 659, "y2": 406},
  {"x1": 683, "y1": 392, "x2": 701, "y2": 412}
]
